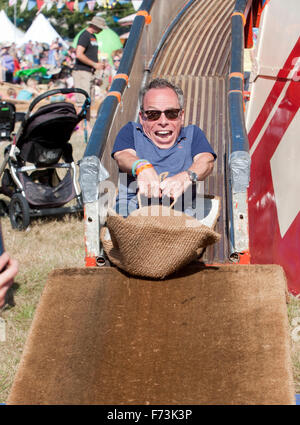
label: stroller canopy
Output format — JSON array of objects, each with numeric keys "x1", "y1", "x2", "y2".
[
  {"x1": 17, "y1": 102, "x2": 80, "y2": 150},
  {"x1": 16, "y1": 101, "x2": 81, "y2": 165}
]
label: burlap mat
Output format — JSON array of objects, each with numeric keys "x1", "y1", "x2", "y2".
[{"x1": 7, "y1": 265, "x2": 295, "y2": 405}]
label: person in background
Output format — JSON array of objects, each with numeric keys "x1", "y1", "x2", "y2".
[
  {"x1": 1, "y1": 45, "x2": 15, "y2": 83},
  {"x1": 12, "y1": 52, "x2": 21, "y2": 84},
  {"x1": 72, "y1": 15, "x2": 107, "y2": 122},
  {"x1": 47, "y1": 41, "x2": 58, "y2": 67},
  {"x1": 24, "y1": 40, "x2": 34, "y2": 67},
  {"x1": 0, "y1": 252, "x2": 18, "y2": 309},
  {"x1": 32, "y1": 42, "x2": 42, "y2": 66},
  {"x1": 17, "y1": 77, "x2": 40, "y2": 101},
  {"x1": 111, "y1": 48, "x2": 123, "y2": 77}
]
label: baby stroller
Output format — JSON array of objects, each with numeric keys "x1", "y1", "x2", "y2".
[{"x1": 0, "y1": 88, "x2": 90, "y2": 230}]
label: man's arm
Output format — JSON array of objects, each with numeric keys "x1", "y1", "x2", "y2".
[
  {"x1": 114, "y1": 149, "x2": 161, "y2": 198},
  {"x1": 188, "y1": 152, "x2": 215, "y2": 180},
  {"x1": 113, "y1": 148, "x2": 138, "y2": 174},
  {"x1": 75, "y1": 45, "x2": 103, "y2": 71},
  {"x1": 160, "y1": 152, "x2": 215, "y2": 199}
]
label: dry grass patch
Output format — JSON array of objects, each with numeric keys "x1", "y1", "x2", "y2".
[
  {"x1": 0, "y1": 130, "x2": 87, "y2": 403},
  {"x1": 0, "y1": 214, "x2": 86, "y2": 403},
  {"x1": 287, "y1": 295, "x2": 300, "y2": 393}
]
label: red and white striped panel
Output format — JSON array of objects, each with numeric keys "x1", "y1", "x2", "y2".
[{"x1": 246, "y1": 0, "x2": 300, "y2": 294}]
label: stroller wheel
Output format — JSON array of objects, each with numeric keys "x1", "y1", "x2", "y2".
[{"x1": 9, "y1": 193, "x2": 30, "y2": 230}]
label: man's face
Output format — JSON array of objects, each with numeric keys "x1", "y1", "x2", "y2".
[
  {"x1": 139, "y1": 87, "x2": 184, "y2": 149},
  {"x1": 91, "y1": 25, "x2": 102, "y2": 34}
]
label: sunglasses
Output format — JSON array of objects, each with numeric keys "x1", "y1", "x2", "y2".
[{"x1": 141, "y1": 108, "x2": 182, "y2": 121}]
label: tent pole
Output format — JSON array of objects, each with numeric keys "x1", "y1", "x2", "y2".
[{"x1": 14, "y1": 1, "x2": 17, "y2": 43}]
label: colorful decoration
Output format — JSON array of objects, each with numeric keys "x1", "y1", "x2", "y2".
[{"x1": 7, "y1": 0, "x2": 131, "y2": 13}]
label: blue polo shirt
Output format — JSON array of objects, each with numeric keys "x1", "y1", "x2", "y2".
[
  {"x1": 112, "y1": 122, "x2": 216, "y2": 216},
  {"x1": 112, "y1": 122, "x2": 216, "y2": 165}
]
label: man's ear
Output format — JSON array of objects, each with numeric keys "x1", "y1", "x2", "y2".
[
  {"x1": 181, "y1": 109, "x2": 185, "y2": 126},
  {"x1": 138, "y1": 110, "x2": 144, "y2": 124}
]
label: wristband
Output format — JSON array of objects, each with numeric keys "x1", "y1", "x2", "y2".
[
  {"x1": 136, "y1": 163, "x2": 154, "y2": 176},
  {"x1": 132, "y1": 159, "x2": 149, "y2": 177},
  {"x1": 135, "y1": 161, "x2": 149, "y2": 173},
  {"x1": 132, "y1": 159, "x2": 145, "y2": 177}
]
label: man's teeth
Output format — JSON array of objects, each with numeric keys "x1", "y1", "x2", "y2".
[{"x1": 156, "y1": 131, "x2": 171, "y2": 135}]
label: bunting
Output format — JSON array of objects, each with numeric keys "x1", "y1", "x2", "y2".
[
  {"x1": 78, "y1": 1, "x2": 86, "y2": 12},
  {"x1": 20, "y1": 0, "x2": 28, "y2": 12},
  {"x1": 87, "y1": 0, "x2": 94, "y2": 11},
  {"x1": 56, "y1": 0, "x2": 65, "y2": 11},
  {"x1": 66, "y1": 1, "x2": 75, "y2": 11},
  {"x1": 101, "y1": 0, "x2": 118, "y2": 8},
  {"x1": 46, "y1": 1, "x2": 53, "y2": 11},
  {"x1": 6, "y1": 0, "x2": 132, "y2": 12},
  {"x1": 36, "y1": 0, "x2": 44, "y2": 10},
  {"x1": 28, "y1": 0, "x2": 36, "y2": 10}
]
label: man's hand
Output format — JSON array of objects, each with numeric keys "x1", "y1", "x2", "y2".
[
  {"x1": 160, "y1": 152, "x2": 215, "y2": 200},
  {"x1": 76, "y1": 45, "x2": 104, "y2": 71},
  {"x1": 137, "y1": 167, "x2": 161, "y2": 198},
  {"x1": 159, "y1": 171, "x2": 191, "y2": 200},
  {"x1": 94, "y1": 61, "x2": 105, "y2": 71}
]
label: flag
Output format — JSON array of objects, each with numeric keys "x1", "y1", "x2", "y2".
[
  {"x1": 36, "y1": 0, "x2": 45, "y2": 10},
  {"x1": 87, "y1": 0, "x2": 96, "y2": 11},
  {"x1": 56, "y1": 0, "x2": 65, "y2": 11},
  {"x1": 78, "y1": 1, "x2": 86, "y2": 12},
  {"x1": 27, "y1": 0, "x2": 36, "y2": 10},
  {"x1": 20, "y1": 0, "x2": 29, "y2": 13},
  {"x1": 66, "y1": 1, "x2": 75, "y2": 11}
]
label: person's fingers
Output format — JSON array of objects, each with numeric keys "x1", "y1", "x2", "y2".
[
  {"x1": 151, "y1": 182, "x2": 161, "y2": 199},
  {"x1": 0, "y1": 252, "x2": 9, "y2": 271},
  {"x1": 159, "y1": 179, "x2": 168, "y2": 191},
  {"x1": 0, "y1": 258, "x2": 18, "y2": 285},
  {"x1": 0, "y1": 279, "x2": 13, "y2": 308},
  {"x1": 137, "y1": 168, "x2": 160, "y2": 198},
  {"x1": 138, "y1": 180, "x2": 148, "y2": 196},
  {"x1": 160, "y1": 181, "x2": 181, "y2": 199}
]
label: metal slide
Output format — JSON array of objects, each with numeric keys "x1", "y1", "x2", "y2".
[
  {"x1": 149, "y1": 0, "x2": 236, "y2": 263},
  {"x1": 80, "y1": 0, "x2": 250, "y2": 267}
]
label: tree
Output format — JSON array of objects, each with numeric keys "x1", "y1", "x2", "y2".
[{"x1": 1, "y1": 0, "x2": 135, "y2": 40}]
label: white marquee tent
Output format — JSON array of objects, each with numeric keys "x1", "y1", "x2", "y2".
[
  {"x1": 18, "y1": 13, "x2": 67, "y2": 47},
  {"x1": 0, "y1": 10, "x2": 24, "y2": 44},
  {"x1": 118, "y1": 13, "x2": 136, "y2": 26}
]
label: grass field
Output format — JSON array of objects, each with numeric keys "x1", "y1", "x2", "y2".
[
  {"x1": 0, "y1": 130, "x2": 299, "y2": 403},
  {"x1": 0, "y1": 130, "x2": 86, "y2": 403}
]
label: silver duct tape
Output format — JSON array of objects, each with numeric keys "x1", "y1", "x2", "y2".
[
  {"x1": 229, "y1": 151, "x2": 251, "y2": 193},
  {"x1": 79, "y1": 156, "x2": 109, "y2": 203}
]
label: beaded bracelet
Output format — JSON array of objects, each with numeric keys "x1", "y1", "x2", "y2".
[
  {"x1": 135, "y1": 163, "x2": 154, "y2": 176},
  {"x1": 132, "y1": 159, "x2": 148, "y2": 177}
]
